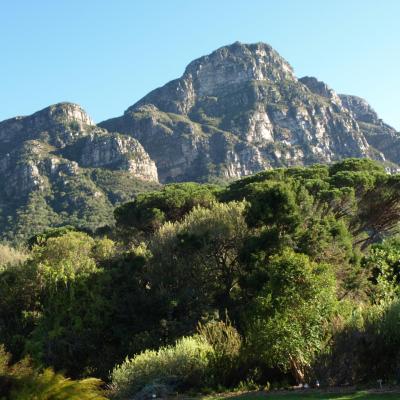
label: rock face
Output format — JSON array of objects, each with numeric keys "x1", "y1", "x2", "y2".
[
  {"x1": 0, "y1": 103, "x2": 94, "y2": 153},
  {"x1": 60, "y1": 130, "x2": 158, "y2": 181},
  {"x1": 0, "y1": 103, "x2": 159, "y2": 241},
  {"x1": 299, "y1": 76, "x2": 343, "y2": 107},
  {"x1": 339, "y1": 95, "x2": 379, "y2": 124},
  {"x1": 339, "y1": 94, "x2": 400, "y2": 165},
  {"x1": 100, "y1": 42, "x2": 394, "y2": 183},
  {"x1": 0, "y1": 103, "x2": 158, "y2": 197}
]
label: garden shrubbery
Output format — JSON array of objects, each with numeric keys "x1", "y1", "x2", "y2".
[{"x1": 111, "y1": 336, "x2": 214, "y2": 397}]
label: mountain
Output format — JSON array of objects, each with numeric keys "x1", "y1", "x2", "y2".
[
  {"x1": 0, "y1": 103, "x2": 159, "y2": 242},
  {"x1": 100, "y1": 41, "x2": 399, "y2": 183},
  {"x1": 1, "y1": 41, "x2": 399, "y2": 241},
  {"x1": 338, "y1": 94, "x2": 400, "y2": 165}
]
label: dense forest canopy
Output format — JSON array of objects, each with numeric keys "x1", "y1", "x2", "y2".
[{"x1": 1, "y1": 158, "x2": 400, "y2": 399}]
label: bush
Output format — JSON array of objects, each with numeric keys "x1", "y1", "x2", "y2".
[
  {"x1": 315, "y1": 298, "x2": 400, "y2": 385},
  {"x1": 111, "y1": 335, "x2": 214, "y2": 397},
  {"x1": 0, "y1": 344, "x2": 107, "y2": 400},
  {"x1": 197, "y1": 319, "x2": 242, "y2": 386},
  {"x1": 0, "y1": 244, "x2": 27, "y2": 270},
  {"x1": 381, "y1": 299, "x2": 400, "y2": 347},
  {"x1": 197, "y1": 319, "x2": 241, "y2": 361},
  {"x1": 10, "y1": 368, "x2": 107, "y2": 400}
]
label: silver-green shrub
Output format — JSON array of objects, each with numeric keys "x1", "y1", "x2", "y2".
[{"x1": 111, "y1": 335, "x2": 214, "y2": 397}]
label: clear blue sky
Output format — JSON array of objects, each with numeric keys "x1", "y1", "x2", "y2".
[{"x1": 1, "y1": 0, "x2": 399, "y2": 129}]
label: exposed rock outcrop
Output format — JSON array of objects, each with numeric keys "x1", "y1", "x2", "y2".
[
  {"x1": 0, "y1": 103, "x2": 158, "y2": 189},
  {"x1": 0, "y1": 103, "x2": 94, "y2": 153},
  {"x1": 60, "y1": 130, "x2": 158, "y2": 181},
  {"x1": 339, "y1": 94, "x2": 400, "y2": 165}
]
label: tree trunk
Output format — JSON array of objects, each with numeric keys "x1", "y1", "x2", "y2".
[{"x1": 289, "y1": 356, "x2": 305, "y2": 384}]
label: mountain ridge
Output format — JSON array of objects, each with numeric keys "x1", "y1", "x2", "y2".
[
  {"x1": 100, "y1": 41, "x2": 400, "y2": 183},
  {"x1": 1, "y1": 41, "x2": 399, "y2": 241}
]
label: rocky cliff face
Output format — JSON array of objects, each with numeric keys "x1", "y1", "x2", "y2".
[
  {"x1": 100, "y1": 42, "x2": 390, "y2": 183},
  {"x1": 59, "y1": 129, "x2": 158, "y2": 181},
  {"x1": 0, "y1": 103, "x2": 159, "y2": 241},
  {"x1": 0, "y1": 103, "x2": 158, "y2": 198},
  {"x1": 339, "y1": 94, "x2": 400, "y2": 166},
  {"x1": 0, "y1": 103, "x2": 94, "y2": 154}
]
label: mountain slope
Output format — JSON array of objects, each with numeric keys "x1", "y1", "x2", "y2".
[
  {"x1": 0, "y1": 103, "x2": 159, "y2": 242},
  {"x1": 100, "y1": 41, "x2": 393, "y2": 183},
  {"x1": 339, "y1": 94, "x2": 400, "y2": 165}
]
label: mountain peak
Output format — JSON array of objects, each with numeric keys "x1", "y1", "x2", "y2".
[
  {"x1": 0, "y1": 102, "x2": 95, "y2": 153},
  {"x1": 184, "y1": 41, "x2": 295, "y2": 95},
  {"x1": 101, "y1": 42, "x2": 393, "y2": 183},
  {"x1": 129, "y1": 42, "x2": 296, "y2": 115},
  {"x1": 185, "y1": 41, "x2": 291, "y2": 70},
  {"x1": 33, "y1": 102, "x2": 95, "y2": 127}
]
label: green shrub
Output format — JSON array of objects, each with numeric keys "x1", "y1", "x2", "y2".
[
  {"x1": 197, "y1": 319, "x2": 241, "y2": 360},
  {"x1": 197, "y1": 319, "x2": 242, "y2": 385},
  {"x1": 10, "y1": 368, "x2": 107, "y2": 400},
  {"x1": 0, "y1": 345, "x2": 107, "y2": 400},
  {"x1": 111, "y1": 335, "x2": 214, "y2": 397}
]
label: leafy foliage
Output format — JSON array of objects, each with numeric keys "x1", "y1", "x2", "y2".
[
  {"x1": 0, "y1": 244, "x2": 27, "y2": 269},
  {"x1": 197, "y1": 319, "x2": 242, "y2": 386},
  {"x1": 147, "y1": 201, "x2": 248, "y2": 335},
  {"x1": 114, "y1": 182, "x2": 219, "y2": 235},
  {"x1": 1, "y1": 159, "x2": 400, "y2": 394},
  {"x1": 245, "y1": 250, "x2": 337, "y2": 383},
  {"x1": 0, "y1": 345, "x2": 107, "y2": 400},
  {"x1": 111, "y1": 336, "x2": 213, "y2": 397},
  {"x1": 10, "y1": 368, "x2": 107, "y2": 400}
]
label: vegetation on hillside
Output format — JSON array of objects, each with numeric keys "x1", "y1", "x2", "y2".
[
  {"x1": 0, "y1": 166, "x2": 160, "y2": 244},
  {"x1": 1, "y1": 159, "x2": 400, "y2": 398}
]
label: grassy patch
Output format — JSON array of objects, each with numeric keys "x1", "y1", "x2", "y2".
[{"x1": 203, "y1": 391, "x2": 400, "y2": 400}]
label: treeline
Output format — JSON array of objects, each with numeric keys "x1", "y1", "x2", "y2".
[{"x1": 1, "y1": 158, "x2": 400, "y2": 398}]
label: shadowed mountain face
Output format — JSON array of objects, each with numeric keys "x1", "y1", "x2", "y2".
[
  {"x1": 100, "y1": 42, "x2": 399, "y2": 183},
  {"x1": 338, "y1": 94, "x2": 400, "y2": 165},
  {"x1": 1, "y1": 41, "x2": 399, "y2": 240}
]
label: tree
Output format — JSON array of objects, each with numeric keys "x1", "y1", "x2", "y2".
[
  {"x1": 25, "y1": 232, "x2": 111, "y2": 377},
  {"x1": 362, "y1": 236, "x2": 400, "y2": 303},
  {"x1": 114, "y1": 182, "x2": 218, "y2": 236},
  {"x1": 353, "y1": 175, "x2": 400, "y2": 247},
  {"x1": 0, "y1": 263, "x2": 40, "y2": 360},
  {"x1": 244, "y1": 181, "x2": 308, "y2": 234},
  {"x1": 245, "y1": 249, "x2": 337, "y2": 383},
  {"x1": 147, "y1": 201, "x2": 249, "y2": 339}
]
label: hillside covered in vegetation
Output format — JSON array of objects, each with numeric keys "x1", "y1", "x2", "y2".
[{"x1": 1, "y1": 158, "x2": 400, "y2": 399}]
